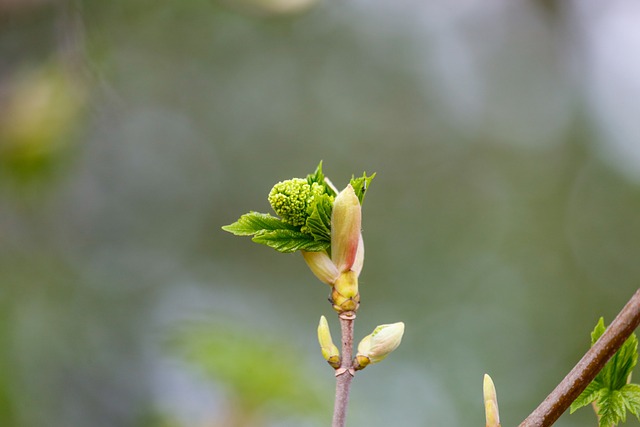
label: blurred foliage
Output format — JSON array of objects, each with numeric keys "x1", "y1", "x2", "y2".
[
  {"x1": 170, "y1": 321, "x2": 330, "y2": 425},
  {"x1": 0, "y1": 61, "x2": 86, "y2": 189}
]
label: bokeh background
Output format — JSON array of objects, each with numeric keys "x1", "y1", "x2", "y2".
[{"x1": 1, "y1": 0, "x2": 640, "y2": 426}]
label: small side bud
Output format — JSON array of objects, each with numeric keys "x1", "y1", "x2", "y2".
[
  {"x1": 354, "y1": 322, "x2": 404, "y2": 370},
  {"x1": 318, "y1": 316, "x2": 340, "y2": 369},
  {"x1": 483, "y1": 374, "x2": 501, "y2": 427}
]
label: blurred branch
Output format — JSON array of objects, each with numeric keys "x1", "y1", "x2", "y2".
[{"x1": 519, "y1": 288, "x2": 640, "y2": 427}]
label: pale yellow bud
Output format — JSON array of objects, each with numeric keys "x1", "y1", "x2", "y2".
[
  {"x1": 484, "y1": 374, "x2": 501, "y2": 427},
  {"x1": 331, "y1": 271, "x2": 360, "y2": 313},
  {"x1": 317, "y1": 316, "x2": 340, "y2": 369},
  {"x1": 301, "y1": 250, "x2": 339, "y2": 285},
  {"x1": 354, "y1": 322, "x2": 404, "y2": 369}
]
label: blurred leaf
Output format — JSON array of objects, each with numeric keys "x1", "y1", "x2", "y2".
[
  {"x1": 0, "y1": 62, "x2": 86, "y2": 188},
  {"x1": 169, "y1": 322, "x2": 329, "y2": 417}
]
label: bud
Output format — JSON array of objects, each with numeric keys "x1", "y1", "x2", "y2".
[
  {"x1": 317, "y1": 316, "x2": 340, "y2": 369},
  {"x1": 301, "y1": 250, "x2": 339, "y2": 285},
  {"x1": 351, "y1": 234, "x2": 365, "y2": 277},
  {"x1": 331, "y1": 185, "x2": 362, "y2": 273},
  {"x1": 331, "y1": 270, "x2": 359, "y2": 313},
  {"x1": 268, "y1": 178, "x2": 325, "y2": 226},
  {"x1": 483, "y1": 374, "x2": 501, "y2": 427},
  {"x1": 354, "y1": 322, "x2": 404, "y2": 370}
]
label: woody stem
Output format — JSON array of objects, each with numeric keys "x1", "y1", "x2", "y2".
[{"x1": 332, "y1": 316, "x2": 355, "y2": 427}]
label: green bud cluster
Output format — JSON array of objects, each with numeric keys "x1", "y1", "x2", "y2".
[{"x1": 268, "y1": 178, "x2": 327, "y2": 227}]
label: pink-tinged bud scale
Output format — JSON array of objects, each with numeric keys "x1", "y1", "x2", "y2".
[{"x1": 331, "y1": 185, "x2": 362, "y2": 273}]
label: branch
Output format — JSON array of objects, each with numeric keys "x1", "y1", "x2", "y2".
[
  {"x1": 519, "y1": 288, "x2": 640, "y2": 427},
  {"x1": 332, "y1": 315, "x2": 355, "y2": 427}
]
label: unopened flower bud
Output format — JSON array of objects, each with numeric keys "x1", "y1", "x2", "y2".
[
  {"x1": 354, "y1": 322, "x2": 404, "y2": 370},
  {"x1": 484, "y1": 374, "x2": 501, "y2": 427},
  {"x1": 268, "y1": 178, "x2": 325, "y2": 226},
  {"x1": 331, "y1": 185, "x2": 362, "y2": 273},
  {"x1": 317, "y1": 316, "x2": 340, "y2": 369}
]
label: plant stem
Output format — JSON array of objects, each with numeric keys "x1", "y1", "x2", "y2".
[
  {"x1": 519, "y1": 288, "x2": 640, "y2": 427},
  {"x1": 332, "y1": 316, "x2": 355, "y2": 427}
]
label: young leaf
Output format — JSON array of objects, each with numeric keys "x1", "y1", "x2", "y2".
[
  {"x1": 592, "y1": 317, "x2": 607, "y2": 345},
  {"x1": 307, "y1": 161, "x2": 336, "y2": 197},
  {"x1": 572, "y1": 317, "x2": 640, "y2": 426},
  {"x1": 621, "y1": 383, "x2": 640, "y2": 418},
  {"x1": 252, "y1": 230, "x2": 329, "y2": 253},
  {"x1": 350, "y1": 172, "x2": 376, "y2": 205},
  {"x1": 610, "y1": 332, "x2": 638, "y2": 389},
  {"x1": 222, "y1": 212, "x2": 298, "y2": 236},
  {"x1": 598, "y1": 389, "x2": 626, "y2": 427},
  {"x1": 307, "y1": 161, "x2": 325, "y2": 186},
  {"x1": 305, "y1": 194, "x2": 333, "y2": 244},
  {"x1": 571, "y1": 380, "x2": 604, "y2": 413}
]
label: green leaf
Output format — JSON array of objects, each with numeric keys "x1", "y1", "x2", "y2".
[
  {"x1": 222, "y1": 212, "x2": 298, "y2": 236},
  {"x1": 592, "y1": 317, "x2": 607, "y2": 345},
  {"x1": 610, "y1": 333, "x2": 638, "y2": 389},
  {"x1": 305, "y1": 194, "x2": 332, "y2": 244},
  {"x1": 573, "y1": 318, "x2": 640, "y2": 426},
  {"x1": 598, "y1": 389, "x2": 626, "y2": 427},
  {"x1": 306, "y1": 161, "x2": 325, "y2": 186},
  {"x1": 307, "y1": 161, "x2": 336, "y2": 197},
  {"x1": 252, "y1": 229, "x2": 329, "y2": 253},
  {"x1": 571, "y1": 380, "x2": 604, "y2": 413},
  {"x1": 621, "y1": 384, "x2": 640, "y2": 418},
  {"x1": 350, "y1": 172, "x2": 376, "y2": 205},
  {"x1": 169, "y1": 321, "x2": 330, "y2": 415},
  {"x1": 592, "y1": 317, "x2": 638, "y2": 390}
]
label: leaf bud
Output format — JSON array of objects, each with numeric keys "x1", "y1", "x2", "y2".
[
  {"x1": 354, "y1": 322, "x2": 404, "y2": 370},
  {"x1": 483, "y1": 374, "x2": 501, "y2": 427},
  {"x1": 317, "y1": 315, "x2": 340, "y2": 369}
]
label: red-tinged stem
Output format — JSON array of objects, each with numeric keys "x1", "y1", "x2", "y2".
[{"x1": 332, "y1": 316, "x2": 355, "y2": 427}]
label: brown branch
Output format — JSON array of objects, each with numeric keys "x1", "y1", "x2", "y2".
[
  {"x1": 519, "y1": 288, "x2": 640, "y2": 427},
  {"x1": 332, "y1": 315, "x2": 355, "y2": 427}
]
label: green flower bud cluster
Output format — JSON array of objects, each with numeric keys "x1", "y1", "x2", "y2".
[{"x1": 268, "y1": 178, "x2": 328, "y2": 227}]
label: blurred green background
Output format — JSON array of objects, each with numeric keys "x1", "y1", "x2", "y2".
[{"x1": 1, "y1": 0, "x2": 640, "y2": 426}]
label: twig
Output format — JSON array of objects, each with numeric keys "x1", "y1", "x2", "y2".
[
  {"x1": 519, "y1": 288, "x2": 640, "y2": 427},
  {"x1": 332, "y1": 315, "x2": 355, "y2": 427}
]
